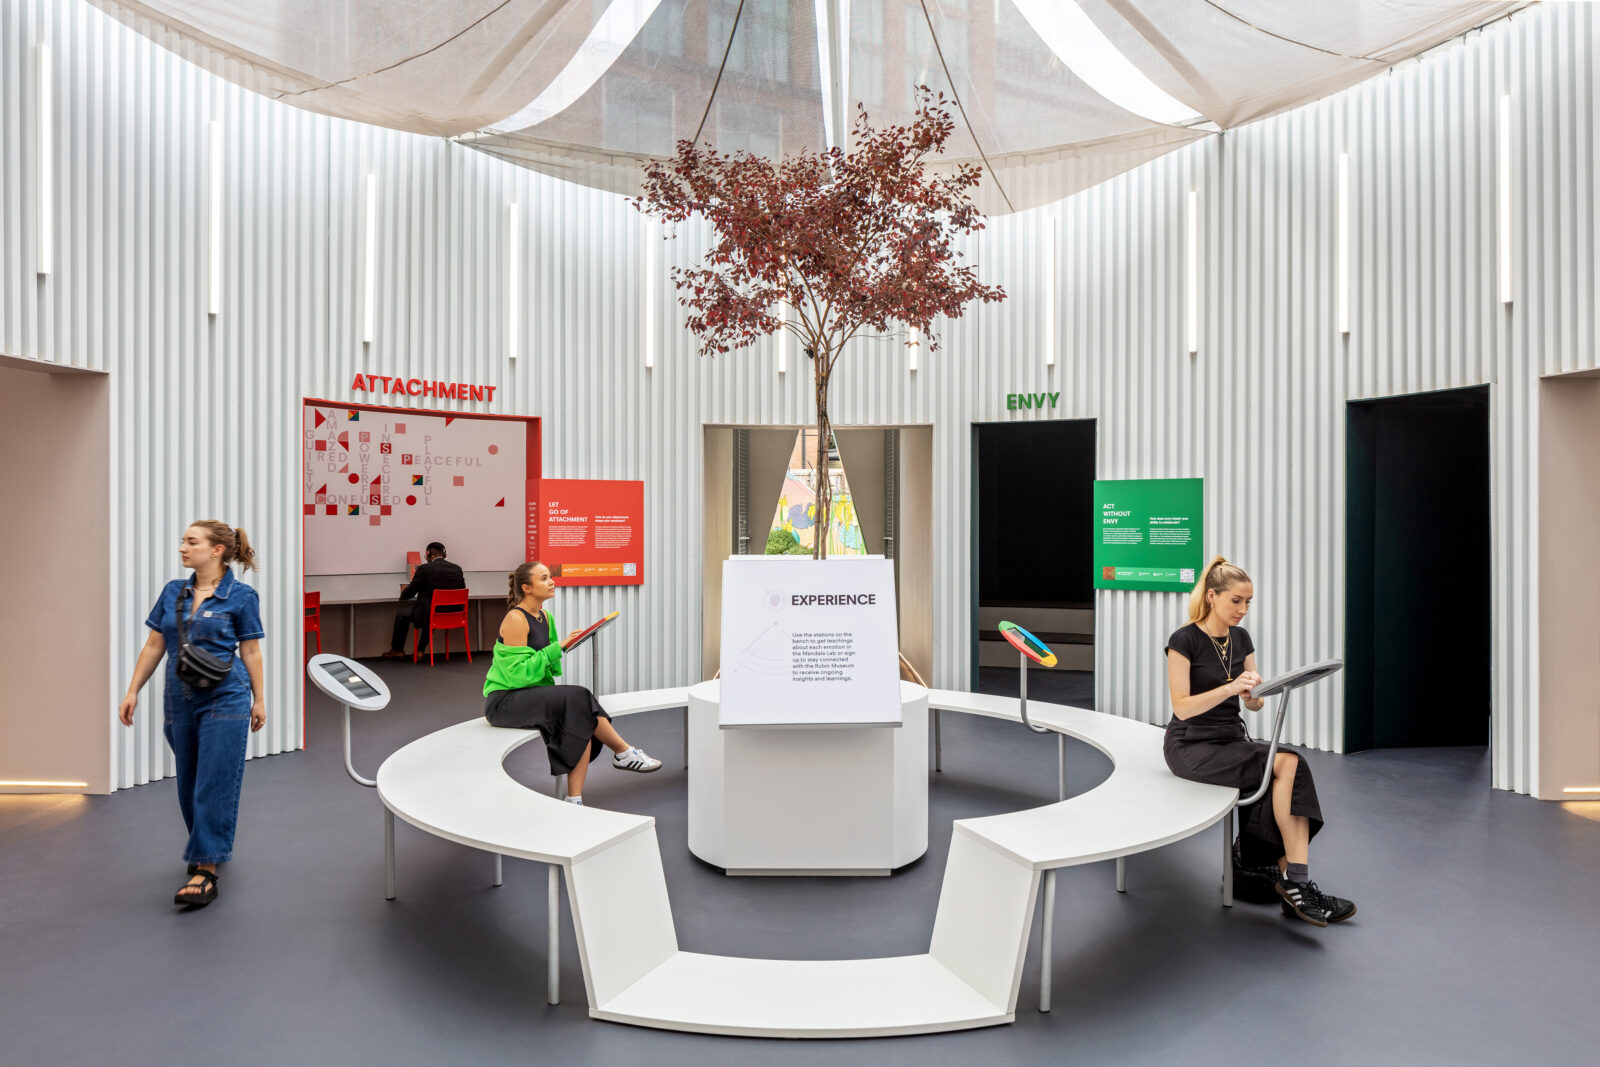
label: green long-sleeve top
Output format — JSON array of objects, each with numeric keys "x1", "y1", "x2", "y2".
[{"x1": 483, "y1": 609, "x2": 563, "y2": 695}]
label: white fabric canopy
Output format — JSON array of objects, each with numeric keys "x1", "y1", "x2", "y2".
[
  {"x1": 86, "y1": 0, "x2": 620, "y2": 136},
  {"x1": 85, "y1": 0, "x2": 1521, "y2": 211},
  {"x1": 1076, "y1": 0, "x2": 1522, "y2": 130}
]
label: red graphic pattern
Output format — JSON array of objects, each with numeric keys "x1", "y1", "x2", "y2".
[{"x1": 303, "y1": 403, "x2": 540, "y2": 557}]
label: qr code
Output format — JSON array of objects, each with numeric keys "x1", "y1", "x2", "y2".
[
  {"x1": 1180, "y1": 568, "x2": 1196, "y2": 584},
  {"x1": 623, "y1": 563, "x2": 636, "y2": 576}
]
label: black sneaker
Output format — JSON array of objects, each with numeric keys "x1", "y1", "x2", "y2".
[
  {"x1": 1275, "y1": 874, "x2": 1331, "y2": 927},
  {"x1": 1282, "y1": 885, "x2": 1357, "y2": 924}
]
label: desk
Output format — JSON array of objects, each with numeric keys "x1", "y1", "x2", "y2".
[{"x1": 306, "y1": 572, "x2": 508, "y2": 659}]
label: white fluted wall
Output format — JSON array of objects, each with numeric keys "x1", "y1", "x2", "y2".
[{"x1": 3, "y1": 0, "x2": 1595, "y2": 793}]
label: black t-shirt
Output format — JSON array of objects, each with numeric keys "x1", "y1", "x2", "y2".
[{"x1": 1165, "y1": 622, "x2": 1256, "y2": 725}]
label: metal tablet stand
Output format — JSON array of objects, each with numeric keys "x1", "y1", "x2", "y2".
[
  {"x1": 307, "y1": 653, "x2": 510, "y2": 902},
  {"x1": 1220, "y1": 657, "x2": 1343, "y2": 907},
  {"x1": 997, "y1": 624, "x2": 1068, "y2": 805},
  {"x1": 1015, "y1": 646, "x2": 1070, "y2": 805},
  {"x1": 558, "y1": 618, "x2": 610, "y2": 793}
]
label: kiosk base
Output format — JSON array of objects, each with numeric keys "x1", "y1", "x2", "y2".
[{"x1": 686, "y1": 681, "x2": 930, "y2": 875}]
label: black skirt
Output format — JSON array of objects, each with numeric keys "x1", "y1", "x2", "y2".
[
  {"x1": 484, "y1": 684, "x2": 612, "y2": 776},
  {"x1": 1164, "y1": 716, "x2": 1323, "y2": 863}
]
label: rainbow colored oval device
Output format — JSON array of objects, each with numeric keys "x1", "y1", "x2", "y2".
[{"x1": 998, "y1": 620, "x2": 1057, "y2": 668}]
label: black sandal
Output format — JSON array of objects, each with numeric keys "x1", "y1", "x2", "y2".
[{"x1": 174, "y1": 869, "x2": 218, "y2": 907}]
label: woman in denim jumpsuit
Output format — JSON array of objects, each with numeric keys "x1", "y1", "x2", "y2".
[{"x1": 119, "y1": 521, "x2": 266, "y2": 908}]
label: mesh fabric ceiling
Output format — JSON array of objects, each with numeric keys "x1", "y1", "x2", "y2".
[{"x1": 86, "y1": 0, "x2": 1519, "y2": 212}]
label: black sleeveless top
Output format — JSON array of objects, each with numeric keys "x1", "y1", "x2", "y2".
[{"x1": 499, "y1": 607, "x2": 554, "y2": 651}]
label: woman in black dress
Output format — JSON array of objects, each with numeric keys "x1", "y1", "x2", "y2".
[
  {"x1": 482, "y1": 562, "x2": 661, "y2": 804},
  {"x1": 1164, "y1": 556, "x2": 1355, "y2": 926}
]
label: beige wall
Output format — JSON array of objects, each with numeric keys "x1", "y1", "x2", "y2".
[
  {"x1": 747, "y1": 429, "x2": 799, "y2": 555},
  {"x1": 0, "y1": 363, "x2": 111, "y2": 793},
  {"x1": 701, "y1": 428, "x2": 734, "y2": 679},
  {"x1": 896, "y1": 428, "x2": 934, "y2": 683},
  {"x1": 833, "y1": 430, "x2": 886, "y2": 556},
  {"x1": 1537, "y1": 373, "x2": 1600, "y2": 799}
]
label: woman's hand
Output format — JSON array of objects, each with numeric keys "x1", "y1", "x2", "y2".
[
  {"x1": 118, "y1": 693, "x2": 137, "y2": 727},
  {"x1": 564, "y1": 630, "x2": 581, "y2": 647},
  {"x1": 1228, "y1": 670, "x2": 1263, "y2": 698},
  {"x1": 250, "y1": 702, "x2": 267, "y2": 733}
]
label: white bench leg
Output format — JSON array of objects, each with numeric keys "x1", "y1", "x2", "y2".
[
  {"x1": 1116, "y1": 856, "x2": 1126, "y2": 893},
  {"x1": 548, "y1": 770, "x2": 568, "y2": 1000},
  {"x1": 1039, "y1": 869, "x2": 1056, "y2": 1013},
  {"x1": 493, "y1": 853, "x2": 503, "y2": 888},
  {"x1": 1221, "y1": 813, "x2": 1234, "y2": 908},
  {"x1": 384, "y1": 807, "x2": 396, "y2": 901},
  {"x1": 933, "y1": 708, "x2": 943, "y2": 772},
  {"x1": 683, "y1": 706, "x2": 689, "y2": 769},
  {"x1": 548, "y1": 864, "x2": 560, "y2": 1005}
]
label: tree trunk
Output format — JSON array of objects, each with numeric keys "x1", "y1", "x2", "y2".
[{"x1": 812, "y1": 360, "x2": 832, "y2": 560}]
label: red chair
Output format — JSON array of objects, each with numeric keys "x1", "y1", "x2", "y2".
[
  {"x1": 415, "y1": 588, "x2": 471, "y2": 665},
  {"x1": 303, "y1": 591, "x2": 322, "y2": 657}
]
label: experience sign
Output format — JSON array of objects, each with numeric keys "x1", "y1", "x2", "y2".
[
  {"x1": 1093, "y1": 478, "x2": 1203, "y2": 592},
  {"x1": 719, "y1": 557, "x2": 900, "y2": 728}
]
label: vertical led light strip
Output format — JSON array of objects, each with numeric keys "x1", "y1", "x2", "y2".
[
  {"x1": 506, "y1": 202, "x2": 519, "y2": 360},
  {"x1": 643, "y1": 227, "x2": 656, "y2": 370},
  {"x1": 908, "y1": 326, "x2": 921, "y2": 372},
  {"x1": 362, "y1": 173, "x2": 377, "y2": 344},
  {"x1": 36, "y1": 43, "x2": 53, "y2": 276},
  {"x1": 208, "y1": 120, "x2": 223, "y2": 315},
  {"x1": 1043, "y1": 219, "x2": 1057, "y2": 366},
  {"x1": 776, "y1": 309, "x2": 787, "y2": 375},
  {"x1": 1497, "y1": 93, "x2": 1513, "y2": 305},
  {"x1": 1337, "y1": 152, "x2": 1350, "y2": 335},
  {"x1": 1186, "y1": 189, "x2": 1199, "y2": 354}
]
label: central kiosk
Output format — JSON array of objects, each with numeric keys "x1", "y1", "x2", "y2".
[{"x1": 687, "y1": 557, "x2": 928, "y2": 875}]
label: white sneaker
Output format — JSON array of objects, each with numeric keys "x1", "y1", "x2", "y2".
[
  {"x1": 612, "y1": 746, "x2": 662, "y2": 773},
  {"x1": 564, "y1": 795, "x2": 584, "y2": 806}
]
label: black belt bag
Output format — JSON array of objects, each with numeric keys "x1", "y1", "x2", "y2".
[{"x1": 175, "y1": 586, "x2": 233, "y2": 690}]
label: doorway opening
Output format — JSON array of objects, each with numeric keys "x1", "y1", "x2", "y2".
[
  {"x1": 971, "y1": 420, "x2": 1096, "y2": 705},
  {"x1": 0, "y1": 358, "x2": 110, "y2": 793},
  {"x1": 702, "y1": 426, "x2": 933, "y2": 683},
  {"x1": 1345, "y1": 386, "x2": 1489, "y2": 751},
  {"x1": 1537, "y1": 370, "x2": 1600, "y2": 798},
  {"x1": 299, "y1": 399, "x2": 540, "y2": 684}
]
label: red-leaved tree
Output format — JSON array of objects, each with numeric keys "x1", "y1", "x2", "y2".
[{"x1": 634, "y1": 89, "x2": 1006, "y2": 558}]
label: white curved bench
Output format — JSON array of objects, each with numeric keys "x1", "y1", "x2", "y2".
[{"x1": 374, "y1": 686, "x2": 1237, "y2": 1037}]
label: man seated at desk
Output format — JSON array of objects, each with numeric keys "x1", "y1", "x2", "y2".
[{"x1": 383, "y1": 541, "x2": 466, "y2": 659}]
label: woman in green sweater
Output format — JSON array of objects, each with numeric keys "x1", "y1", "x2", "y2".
[{"x1": 484, "y1": 561, "x2": 661, "y2": 804}]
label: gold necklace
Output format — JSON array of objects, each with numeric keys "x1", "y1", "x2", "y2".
[{"x1": 1204, "y1": 624, "x2": 1233, "y2": 681}]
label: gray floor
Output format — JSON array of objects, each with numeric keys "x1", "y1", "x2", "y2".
[{"x1": 4, "y1": 659, "x2": 1598, "y2": 1066}]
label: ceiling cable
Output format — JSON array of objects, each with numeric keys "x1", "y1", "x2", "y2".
[
  {"x1": 917, "y1": 0, "x2": 1014, "y2": 212},
  {"x1": 693, "y1": 0, "x2": 748, "y2": 149}
]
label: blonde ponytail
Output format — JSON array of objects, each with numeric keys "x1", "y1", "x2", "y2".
[{"x1": 1188, "y1": 555, "x2": 1251, "y2": 625}]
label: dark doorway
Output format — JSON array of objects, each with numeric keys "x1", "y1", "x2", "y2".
[
  {"x1": 971, "y1": 420, "x2": 1096, "y2": 699},
  {"x1": 1345, "y1": 386, "x2": 1490, "y2": 751}
]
